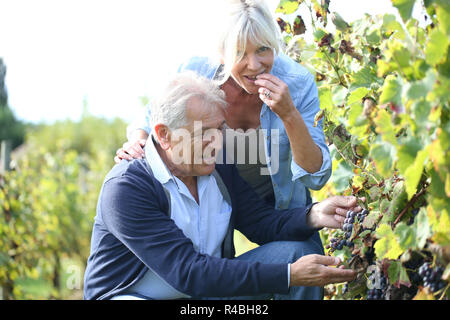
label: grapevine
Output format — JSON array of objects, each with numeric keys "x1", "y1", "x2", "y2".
[{"x1": 277, "y1": 0, "x2": 450, "y2": 300}]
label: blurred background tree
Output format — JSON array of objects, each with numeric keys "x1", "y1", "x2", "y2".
[{"x1": 0, "y1": 58, "x2": 25, "y2": 149}]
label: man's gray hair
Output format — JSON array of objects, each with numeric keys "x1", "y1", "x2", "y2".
[{"x1": 149, "y1": 71, "x2": 227, "y2": 138}]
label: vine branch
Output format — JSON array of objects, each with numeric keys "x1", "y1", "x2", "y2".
[{"x1": 393, "y1": 183, "x2": 429, "y2": 227}]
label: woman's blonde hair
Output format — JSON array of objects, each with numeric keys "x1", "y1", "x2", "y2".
[{"x1": 217, "y1": 0, "x2": 282, "y2": 83}]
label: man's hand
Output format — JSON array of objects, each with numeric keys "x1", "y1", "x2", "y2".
[
  {"x1": 114, "y1": 139, "x2": 147, "y2": 163},
  {"x1": 307, "y1": 196, "x2": 364, "y2": 229},
  {"x1": 290, "y1": 254, "x2": 357, "y2": 287}
]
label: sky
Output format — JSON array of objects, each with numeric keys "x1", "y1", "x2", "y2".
[{"x1": 0, "y1": 0, "x2": 421, "y2": 125}]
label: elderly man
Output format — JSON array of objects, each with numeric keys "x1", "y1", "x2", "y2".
[{"x1": 83, "y1": 71, "x2": 357, "y2": 300}]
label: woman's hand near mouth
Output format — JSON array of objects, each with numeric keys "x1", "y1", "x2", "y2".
[
  {"x1": 255, "y1": 73, "x2": 323, "y2": 173},
  {"x1": 254, "y1": 73, "x2": 296, "y2": 120}
]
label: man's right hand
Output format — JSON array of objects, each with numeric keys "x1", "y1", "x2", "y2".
[
  {"x1": 114, "y1": 139, "x2": 147, "y2": 163},
  {"x1": 289, "y1": 254, "x2": 357, "y2": 287}
]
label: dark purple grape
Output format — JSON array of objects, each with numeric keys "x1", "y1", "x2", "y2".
[{"x1": 417, "y1": 262, "x2": 447, "y2": 292}]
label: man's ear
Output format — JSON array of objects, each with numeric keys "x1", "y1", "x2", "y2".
[{"x1": 154, "y1": 124, "x2": 171, "y2": 150}]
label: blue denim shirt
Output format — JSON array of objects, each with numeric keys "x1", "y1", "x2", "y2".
[{"x1": 127, "y1": 53, "x2": 332, "y2": 209}]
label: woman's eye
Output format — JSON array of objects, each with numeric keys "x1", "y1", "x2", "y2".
[{"x1": 258, "y1": 47, "x2": 270, "y2": 53}]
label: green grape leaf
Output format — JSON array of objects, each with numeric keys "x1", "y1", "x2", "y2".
[
  {"x1": 387, "y1": 181, "x2": 408, "y2": 222},
  {"x1": 331, "y1": 160, "x2": 354, "y2": 193},
  {"x1": 350, "y1": 66, "x2": 381, "y2": 90},
  {"x1": 318, "y1": 86, "x2": 334, "y2": 112},
  {"x1": 276, "y1": 0, "x2": 300, "y2": 15},
  {"x1": 362, "y1": 210, "x2": 381, "y2": 230},
  {"x1": 374, "y1": 223, "x2": 404, "y2": 260},
  {"x1": 436, "y1": 2, "x2": 450, "y2": 36},
  {"x1": 387, "y1": 260, "x2": 412, "y2": 288},
  {"x1": 394, "y1": 222, "x2": 416, "y2": 250},
  {"x1": 404, "y1": 146, "x2": 429, "y2": 200},
  {"x1": 332, "y1": 86, "x2": 348, "y2": 106},
  {"x1": 431, "y1": 208, "x2": 450, "y2": 245},
  {"x1": 391, "y1": 0, "x2": 416, "y2": 22},
  {"x1": 374, "y1": 109, "x2": 398, "y2": 146},
  {"x1": 383, "y1": 13, "x2": 406, "y2": 39},
  {"x1": 425, "y1": 29, "x2": 449, "y2": 66},
  {"x1": 379, "y1": 75, "x2": 402, "y2": 106},
  {"x1": 396, "y1": 136, "x2": 421, "y2": 176},
  {"x1": 369, "y1": 142, "x2": 395, "y2": 178},
  {"x1": 413, "y1": 208, "x2": 431, "y2": 249},
  {"x1": 406, "y1": 69, "x2": 436, "y2": 100},
  {"x1": 347, "y1": 87, "x2": 370, "y2": 106}
]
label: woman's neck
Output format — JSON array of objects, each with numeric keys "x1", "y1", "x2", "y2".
[{"x1": 221, "y1": 77, "x2": 261, "y2": 106}]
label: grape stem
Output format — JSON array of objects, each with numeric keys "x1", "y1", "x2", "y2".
[
  {"x1": 438, "y1": 283, "x2": 449, "y2": 300},
  {"x1": 392, "y1": 184, "x2": 429, "y2": 227}
]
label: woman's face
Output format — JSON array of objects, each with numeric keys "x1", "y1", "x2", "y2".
[{"x1": 229, "y1": 41, "x2": 274, "y2": 95}]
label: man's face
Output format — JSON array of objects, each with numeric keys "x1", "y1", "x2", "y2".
[{"x1": 168, "y1": 96, "x2": 225, "y2": 177}]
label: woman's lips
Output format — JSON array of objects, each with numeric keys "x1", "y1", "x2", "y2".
[{"x1": 244, "y1": 74, "x2": 260, "y2": 84}]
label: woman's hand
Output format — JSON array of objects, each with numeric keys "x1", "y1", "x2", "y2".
[
  {"x1": 255, "y1": 74, "x2": 297, "y2": 120},
  {"x1": 114, "y1": 139, "x2": 147, "y2": 163}
]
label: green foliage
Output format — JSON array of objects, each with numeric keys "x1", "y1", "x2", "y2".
[
  {"x1": 0, "y1": 105, "x2": 26, "y2": 149},
  {"x1": 278, "y1": 0, "x2": 449, "y2": 299},
  {"x1": 0, "y1": 113, "x2": 127, "y2": 299}
]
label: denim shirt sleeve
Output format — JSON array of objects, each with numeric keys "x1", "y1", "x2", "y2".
[{"x1": 290, "y1": 72, "x2": 332, "y2": 190}]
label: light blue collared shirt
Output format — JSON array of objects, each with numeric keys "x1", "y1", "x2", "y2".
[
  {"x1": 127, "y1": 53, "x2": 332, "y2": 210},
  {"x1": 124, "y1": 138, "x2": 232, "y2": 299}
]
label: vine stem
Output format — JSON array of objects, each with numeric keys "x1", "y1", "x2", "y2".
[
  {"x1": 305, "y1": 0, "x2": 348, "y2": 88},
  {"x1": 323, "y1": 50, "x2": 348, "y2": 88},
  {"x1": 438, "y1": 283, "x2": 449, "y2": 300},
  {"x1": 392, "y1": 184, "x2": 429, "y2": 227}
]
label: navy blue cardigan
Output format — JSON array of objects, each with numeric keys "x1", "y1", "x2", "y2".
[{"x1": 83, "y1": 158, "x2": 318, "y2": 300}]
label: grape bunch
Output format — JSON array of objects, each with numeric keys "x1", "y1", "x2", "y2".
[
  {"x1": 357, "y1": 208, "x2": 369, "y2": 222},
  {"x1": 367, "y1": 288, "x2": 384, "y2": 300},
  {"x1": 418, "y1": 263, "x2": 446, "y2": 293},
  {"x1": 329, "y1": 237, "x2": 348, "y2": 250},
  {"x1": 367, "y1": 271, "x2": 387, "y2": 300},
  {"x1": 327, "y1": 209, "x2": 369, "y2": 252}
]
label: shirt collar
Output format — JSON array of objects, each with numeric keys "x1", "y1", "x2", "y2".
[{"x1": 144, "y1": 134, "x2": 175, "y2": 185}]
